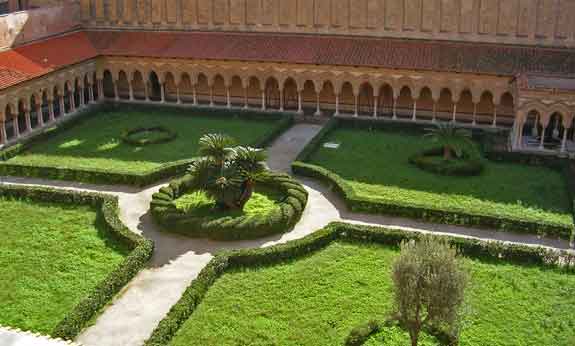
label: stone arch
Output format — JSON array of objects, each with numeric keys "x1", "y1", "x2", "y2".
[
  {"x1": 264, "y1": 77, "x2": 281, "y2": 110},
  {"x1": 229, "y1": 75, "x2": 244, "y2": 106},
  {"x1": 4, "y1": 103, "x2": 17, "y2": 140},
  {"x1": 164, "y1": 72, "x2": 178, "y2": 102},
  {"x1": 132, "y1": 70, "x2": 146, "y2": 100},
  {"x1": 396, "y1": 86, "x2": 414, "y2": 119},
  {"x1": 358, "y1": 82, "x2": 374, "y2": 116},
  {"x1": 283, "y1": 78, "x2": 298, "y2": 111},
  {"x1": 418, "y1": 87, "x2": 435, "y2": 121},
  {"x1": 246, "y1": 76, "x2": 261, "y2": 107},
  {"x1": 83, "y1": 74, "x2": 91, "y2": 104},
  {"x1": 476, "y1": 91, "x2": 495, "y2": 125},
  {"x1": 73, "y1": 77, "x2": 82, "y2": 107},
  {"x1": 102, "y1": 70, "x2": 115, "y2": 99},
  {"x1": 436, "y1": 88, "x2": 453, "y2": 121},
  {"x1": 179, "y1": 72, "x2": 193, "y2": 103},
  {"x1": 63, "y1": 80, "x2": 73, "y2": 113},
  {"x1": 52, "y1": 85, "x2": 62, "y2": 117},
  {"x1": 340, "y1": 81, "x2": 355, "y2": 114},
  {"x1": 17, "y1": 99, "x2": 27, "y2": 134},
  {"x1": 301, "y1": 80, "x2": 317, "y2": 113},
  {"x1": 212, "y1": 74, "x2": 227, "y2": 106},
  {"x1": 196, "y1": 73, "x2": 211, "y2": 105},
  {"x1": 498, "y1": 92, "x2": 515, "y2": 127},
  {"x1": 29, "y1": 93, "x2": 39, "y2": 129},
  {"x1": 377, "y1": 83, "x2": 394, "y2": 118},
  {"x1": 148, "y1": 70, "x2": 162, "y2": 101},
  {"x1": 319, "y1": 80, "x2": 336, "y2": 116},
  {"x1": 41, "y1": 89, "x2": 50, "y2": 123},
  {"x1": 457, "y1": 89, "x2": 474, "y2": 124},
  {"x1": 117, "y1": 70, "x2": 130, "y2": 99}
]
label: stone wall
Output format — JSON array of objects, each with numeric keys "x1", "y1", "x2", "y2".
[
  {"x1": 0, "y1": 2, "x2": 80, "y2": 50},
  {"x1": 80, "y1": 0, "x2": 575, "y2": 47}
]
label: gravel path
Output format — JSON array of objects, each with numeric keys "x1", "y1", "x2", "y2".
[{"x1": 1, "y1": 123, "x2": 571, "y2": 346}]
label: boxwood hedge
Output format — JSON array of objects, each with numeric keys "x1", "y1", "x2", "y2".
[
  {"x1": 292, "y1": 117, "x2": 575, "y2": 242},
  {"x1": 150, "y1": 171, "x2": 308, "y2": 240},
  {"x1": 144, "y1": 222, "x2": 575, "y2": 346},
  {"x1": 0, "y1": 184, "x2": 154, "y2": 340},
  {"x1": 0, "y1": 103, "x2": 294, "y2": 187}
]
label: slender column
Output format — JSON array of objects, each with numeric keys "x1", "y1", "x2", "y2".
[
  {"x1": 334, "y1": 94, "x2": 340, "y2": 116},
  {"x1": 12, "y1": 117, "x2": 19, "y2": 137},
  {"x1": 539, "y1": 120, "x2": 547, "y2": 150},
  {"x1": 98, "y1": 80, "x2": 104, "y2": 100},
  {"x1": 128, "y1": 80, "x2": 134, "y2": 101},
  {"x1": 176, "y1": 86, "x2": 181, "y2": 104},
  {"x1": 412, "y1": 100, "x2": 417, "y2": 121},
  {"x1": 353, "y1": 94, "x2": 358, "y2": 117},
  {"x1": 392, "y1": 98, "x2": 397, "y2": 120},
  {"x1": 160, "y1": 83, "x2": 166, "y2": 103},
  {"x1": 0, "y1": 121, "x2": 6, "y2": 144},
  {"x1": 492, "y1": 105, "x2": 498, "y2": 127},
  {"x1": 373, "y1": 96, "x2": 378, "y2": 118},
  {"x1": 261, "y1": 91, "x2": 266, "y2": 110},
  {"x1": 144, "y1": 83, "x2": 150, "y2": 102},
  {"x1": 297, "y1": 91, "x2": 302, "y2": 114},
  {"x1": 243, "y1": 87, "x2": 248, "y2": 109},
  {"x1": 209, "y1": 87, "x2": 215, "y2": 107},
  {"x1": 553, "y1": 118, "x2": 560, "y2": 138},
  {"x1": 79, "y1": 89, "x2": 85, "y2": 108},
  {"x1": 113, "y1": 81, "x2": 119, "y2": 101},
  {"x1": 48, "y1": 101, "x2": 55, "y2": 122},
  {"x1": 192, "y1": 85, "x2": 197, "y2": 105},
  {"x1": 70, "y1": 91, "x2": 76, "y2": 112},
  {"x1": 37, "y1": 103, "x2": 43, "y2": 127},
  {"x1": 60, "y1": 96, "x2": 66, "y2": 115},
  {"x1": 24, "y1": 109, "x2": 31, "y2": 132},
  {"x1": 89, "y1": 85, "x2": 94, "y2": 103},
  {"x1": 532, "y1": 114, "x2": 539, "y2": 137},
  {"x1": 432, "y1": 102, "x2": 437, "y2": 122},
  {"x1": 452, "y1": 103, "x2": 457, "y2": 122},
  {"x1": 314, "y1": 93, "x2": 321, "y2": 116},
  {"x1": 279, "y1": 90, "x2": 284, "y2": 112},
  {"x1": 472, "y1": 103, "x2": 477, "y2": 126},
  {"x1": 226, "y1": 87, "x2": 231, "y2": 109},
  {"x1": 561, "y1": 128, "x2": 568, "y2": 153}
]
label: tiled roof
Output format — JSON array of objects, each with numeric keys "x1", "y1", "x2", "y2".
[
  {"x1": 0, "y1": 31, "x2": 97, "y2": 90},
  {"x1": 1, "y1": 30, "x2": 575, "y2": 91}
]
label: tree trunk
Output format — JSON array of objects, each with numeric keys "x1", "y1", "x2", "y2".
[
  {"x1": 410, "y1": 329, "x2": 419, "y2": 346},
  {"x1": 443, "y1": 146, "x2": 452, "y2": 161},
  {"x1": 237, "y1": 180, "x2": 254, "y2": 210}
]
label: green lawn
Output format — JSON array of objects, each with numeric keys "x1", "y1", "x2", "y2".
[
  {"x1": 7, "y1": 107, "x2": 281, "y2": 174},
  {"x1": 307, "y1": 128, "x2": 572, "y2": 227},
  {"x1": 0, "y1": 198, "x2": 130, "y2": 335},
  {"x1": 168, "y1": 242, "x2": 575, "y2": 346}
]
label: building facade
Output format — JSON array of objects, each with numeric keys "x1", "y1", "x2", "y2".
[{"x1": 0, "y1": 0, "x2": 574, "y2": 155}]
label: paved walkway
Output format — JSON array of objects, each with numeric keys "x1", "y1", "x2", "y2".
[
  {"x1": 0, "y1": 325, "x2": 83, "y2": 346},
  {"x1": 1, "y1": 123, "x2": 572, "y2": 346}
]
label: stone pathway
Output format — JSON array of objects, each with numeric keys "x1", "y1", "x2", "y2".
[
  {"x1": 1, "y1": 123, "x2": 572, "y2": 346},
  {"x1": 0, "y1": 325, "x2": 83, "y2": 346}
]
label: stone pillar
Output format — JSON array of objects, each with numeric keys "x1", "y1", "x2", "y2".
[
  {"x1": 144, "y1": 83, "x2": 150, "y2": 102},
  {"x1": 210, "y1": 86, "x2": 214, "y2": 107},
  {"x1": 37, "y1": 103, "x2": 44, "y2": 127},
  {"x1": 561, "y1": 129, "x2": 568, "y2": 153},
  {"x1": 89, "y1": 85, "x2": 94, "y2": 103},
  {"x1": 70, "y1": 91, "x2": 76, "y2": 112},
  {"x1": 472, "y1": 103, "x2": 477, "y2": 126},
  {"x1": 452, "y1": 103, "x2": 457, "y2": 122},
  {"x1": 176, "y1": 86, "x2": 181, "y2": 104},
  {"x1": 98, "y1": 80, "x2": 104, "y2": 101},
  {"x1": 334, "y1": 94, "x2": 340, "y2": 116},
  {"x1": 48, "y1": 100, "x2": 55, "y2": 122},
  {"x1": 432, "y1": 102, "x2": 437, "y2": 122},
  {"x1": 353, "y1": 94, "x2": 358, "y2": 117},
  {"x1": 0, "y1": 121, "x2": 6, "y2": 144},
  {"x1": 24, "y1": 109, "x2": 31, "y2": 132},
  {"x1": 539, "y1": 118, "x2": 548, "y2": 150},
  {"x1": 412, "y1": 100, "x2": 417, "y2": 121},
  {"x1": 12, "y1": 116, "x2": 19, "y2": 138},
  {"x1": 60, "y1": 96, "x2": 66, "y2": 115},
  {"x1": 297, "y1": 91, "x2": 303, "y2": 114},
  {"x1": 114, "y1": 81, "x2": 120, "y2": 101},
  {"x1": 243, "y1": 87, "x2": 248, "y2": 109},
  {"x1": 314, "y1": 93, "x2": 321, "y2": 116},
  {"x1": 492, "y1": 104, "x2": 498, "y2": 127},
  {"x1": 279, "y1": 90, "x2": 284, "y2": 112},
  {"x1": 129, "y1": 80, "x2": 134, "y2": 101},
  {"x1": 160, "y1": 83, "x2": 166, "y2": 103},
  {"x1": 373, "y1": 96, "x2": 378, "y2": 118},
  {"x1": 392, "y1": 97, "x2": 397, "y2": 120},
  {"x1": 193, "y1": 85, "x2": 198, "y2": 105},
  {"x1": 261, "y1": 91, "x2": 266, "y2": 110},
  {"x1": 226, "y1": 87, "x2": 231, "y2": 109}
]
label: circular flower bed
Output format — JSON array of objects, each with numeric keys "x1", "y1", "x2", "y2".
[
  {"x1": 409, "y1": 147, "x2": 484, "y2": 177},
  {"x1": 121, "y1": 126, "x2": 177, "y2": 146},
  {"x1": 150, "y1": 172, "x2": 308, "y2": 240}
]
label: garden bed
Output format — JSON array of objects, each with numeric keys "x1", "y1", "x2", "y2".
[
  {"x1": 0, "y1": 104, "x2": 293, "y2": 186},
  {"x1": 0, "y1": 184, "x2": 153, "y2": 340},
  {"x1": 151, "y1": 172, "x2": 308, "y2": 240},
  {"x1": 292, "y1": 118, "x2": 575, "y2": 240},
  {"x1": 145, "y1": 222, "x2": 575, "y2": 346}
]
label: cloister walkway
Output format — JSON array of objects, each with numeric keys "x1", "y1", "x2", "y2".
[{"x1": 0, "y1": 123, "x2": 572, "y2": 346}]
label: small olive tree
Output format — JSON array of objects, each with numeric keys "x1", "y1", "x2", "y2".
[{"x1": 391, "y1": 236, "x2": 468, "y2": 346}]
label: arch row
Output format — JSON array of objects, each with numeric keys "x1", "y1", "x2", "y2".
[
  {"x1": 0, "y1": 62, "x2": 98, "y2": 144},
  {"x1": 100, "y1": 59, "x2": 516, "y2": 127},
  {"x1": 512, "y1": 101, "x2": 575, "y2": 153}
]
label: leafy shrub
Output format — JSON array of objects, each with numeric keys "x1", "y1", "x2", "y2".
[
  {"x1": 0, "y1": 184, "x2": 154, "y2": 340},
  {"x1": 150, "y1": 171, "x2": 308, "y2": 240},
  {"x1": 144, "y1": 222, "x2": 575, "y2": 346},
  {"x1": 121, "y1": 126, "x2": 177, "y2": 146},
  {"x1": 345, "y1": 320, "x2": 381, "y2": 346},
  {"x1": 408, "y1": 147, "x2": 484, "y2": 176}
]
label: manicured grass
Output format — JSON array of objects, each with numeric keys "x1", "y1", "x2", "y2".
[
  {"x1": 307, "y1": 128, "x2": 572, "y2": 227},
  {"x1": 364, "y1": 326, "x2": 439, "y2": 346},
  {"x1": 7, "y1": 107, "x2": 281, "y2": 174},
  {"x1": 174, "y1": 186, "x2": 284, "y2": 218},
  {"x1": 168, "y1": 242, "x2": 575, "y2": 346},
  {"x1": 0, "y1": 197, "x2": 130, "y2": 335}
]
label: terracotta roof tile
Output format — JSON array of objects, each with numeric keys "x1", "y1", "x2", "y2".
[{"x1": 1, "y1": 30, "x2": 575, "y2": 91}]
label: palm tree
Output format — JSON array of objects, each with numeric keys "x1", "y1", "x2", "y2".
[
  {"x1": 424, "y1": 122, "x2": 472, "y2": 161},
  {"x1": 188, "y1": 134, "x2": 267, "y2": 210}
]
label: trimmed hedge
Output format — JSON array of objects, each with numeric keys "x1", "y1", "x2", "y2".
[
  {"x1": 292, "y1": 117, "x2": 575, "y2": 241},
  {"x1": 408, "y1": 147, "x2": 484, "y2": 176},
  {"x1": 144, "y1": 222, "x2": 575, "y2": 346},
  {"x1": 0, "y1": 103, "x2": 294, "y2": 187},
  {"x1": 121, "y1": 126, "x2": 178, "y2": 146},
  {"x1": 0, "y1": 184, "x2": 154, "y2": 340},
  {"x1": 150, "y1": 171, "x2": 308, "y2": 240}
]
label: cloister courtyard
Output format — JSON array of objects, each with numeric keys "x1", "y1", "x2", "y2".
[{"x1": 0, "y1": 103, "x2": 574, "y2": 346}]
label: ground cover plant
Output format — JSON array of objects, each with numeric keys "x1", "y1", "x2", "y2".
[
  {"x1": 306, "y1": 127, "x2": 573, "y2": 229},
  {"x1": 0, "y1": 197, "x2": 130, "y2": 335},
  {"x1": 5, "y1": 106, "x2": 284, "y2": 174},
  {"x1": 164, "y1": 241, "x2": 575, "y2": 346}
]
